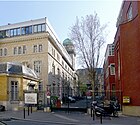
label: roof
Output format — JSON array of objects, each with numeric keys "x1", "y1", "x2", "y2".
[
  {"x1": 63, "y1": 38, "x2": 73, "y2": 46},
  {"x1": 0, "y1": 62, "x2": 39, "y2": 80}
]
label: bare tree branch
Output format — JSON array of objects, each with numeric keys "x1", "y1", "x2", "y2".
[{"x1": 69, "y1": 12, "x2": 107, "y2": 95}]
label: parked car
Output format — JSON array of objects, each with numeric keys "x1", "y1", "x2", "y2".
[
  {"x1": 68, "y1": 96, "x2": 76, "y2": 103},
  {"x1": 0, "y1": 105, "x2": 5, "y2": 111},
  {"x1": 72, "y1": 96, "x2": 84, "y2": 101},
  {"x1": 63, "y1": 96, "x2": 76, "y2": 103}
]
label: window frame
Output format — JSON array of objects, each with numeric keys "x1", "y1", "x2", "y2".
[
  {"x1": 34, "y1": 60, "x2": 41, "y2": 74},
  {"x1": 33, "y1": 45, "x2": 38, "y2": 53},
  {"x1": 38, "y1": 44, "x2": 43, "y2": 52},
  {"x1": 10, "y1": 81, "x2": 19, "y2": 101},
  {"x1": 110, "y1": 64, "x2": 115, "y2": 75}
]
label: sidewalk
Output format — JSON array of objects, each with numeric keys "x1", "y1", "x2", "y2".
[{"x1": 0, "y1": 110, "x2": 140, "y2": 125}]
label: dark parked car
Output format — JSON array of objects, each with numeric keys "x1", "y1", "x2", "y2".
[{"x1": 0, "y1": 105, "x2": 5, "y2": 111}]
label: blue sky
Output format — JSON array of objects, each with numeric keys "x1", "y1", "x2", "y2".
[
  {"x1": 0, "y1": 0, "x2": 122, "y2": 68},
  {"x1": 0, "y1": 1, "x2": 122, "y2": 43}
]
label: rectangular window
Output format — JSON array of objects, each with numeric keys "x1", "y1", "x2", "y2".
[
  {"x1": 4, "y1": 48, "x2": 7, "y2": 56},
  {"x1": 10, "y1": 29, "x2": 14, "y2": 37},
  {"x1": 13, "y1": 47, "x2": 17, "y2": 55},
  {"x1": 17, "y1": 28, "x2": 20, "y2": 35},
  {"x1": 0, "y1": 31, "x2": 6, "y2": 38},
  {"x1": 57, "y1": 68, "x2": 60, "y2": 80},
  {"x1": 65, "y1": 64, "x2": 67, "y2": 69},
  {"x1": 62, "y1": 61, "x2": 64, "y2": 66},
  {"x1": 34, "y1": 61, "x2": 41, "y2": 74},
  {"x1": 0, "y1": 49, "x2": 2, "y2": 56},
  {"x1": 109, "y1": 44, "x2": 114, "y2": 56},
  {"x1": 14, "y1": 29, "x2": 17, "y2": 36},
  {"x1": 57, "y1": 54, "x2": 60, "y2": 61},
  {"x1": 29, "y1": 26, "x2": 32, "y2": 34},
  {"x1": 112, "y1": 45, "x2": 114, "y2": 55},
  {"x1": 6, "y1": 30, "x2": 10, "y2": 37},
  {"x1": 34, "y1": 25, "x2": 38, "y2": 33},
  {"x1": 52, "y1": 48, "x2": 53, "y2": 55},
  {"x1": 52, "y1": 64, "x2": 55, "y2": 75},
  {"x1": 109, "y1": 46, "x2": 112, "y2": 55},
  {"x1": 33, "y1": 45, "x2": 37, "y2": 53},
  {"x1": 39, "y1": 44, "x2": 42, "y2": 52},
  {"x1": 110, "y1": 64, "x2": 115, "y2": 75},
  {"x1": 11, "y1": 81, "x2": 18, "y2": 101},
  {"x1": 18, "y1": 46, "x2": 22, "y2": 54},
  {"x1": 25, "y1": 27, "x2": 29, "y2": 34},
  {"x1": 23, "y1": 45, "x2": 26, "y2": 54},
  {"x1": 22, "y1": 27, "x2": 25, "y2": 35},
  {"x1": 53, "y1": 49, "x2": 55, "y2": 57},
  {"x1": 112, "y1": 84, "x2": 115, "y2": 90},
  {"x1": 42, "y1": 24, "x2": 45, "y2": 31},
  {"x1": 38, "y1": 25, "x2": 41, "y2": 32}
]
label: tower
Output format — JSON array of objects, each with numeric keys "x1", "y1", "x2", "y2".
[{"x1": 63, "y1": 38, "x2": 76, "y2": 69}]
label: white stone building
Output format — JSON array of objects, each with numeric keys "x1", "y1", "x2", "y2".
[{"x1": 0, "y1": 17, "x2": 77, "y2": 106}]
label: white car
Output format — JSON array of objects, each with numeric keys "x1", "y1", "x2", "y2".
[{"x1": 68, "y1": 96, "x2": 76, "y2": 103}]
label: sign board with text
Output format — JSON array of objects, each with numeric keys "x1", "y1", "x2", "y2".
[
  {"x1": 24, "y1": 93, "x2": 37, "y2": 104},
  {"x1": 123, "y1": 96, "x2": 130, "y2": 103}
]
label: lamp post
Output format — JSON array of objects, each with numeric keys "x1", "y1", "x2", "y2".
[{"x1": 67, "y1": 81, "x2": 70, "y2": 113}]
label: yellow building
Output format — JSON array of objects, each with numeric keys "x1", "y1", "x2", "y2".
[
  {"x1": 0, "y1": 62, "x2": 39, "y2": 110},
  {"x1": 0, "y1": 18, "x2": 78, "y2": 108}
]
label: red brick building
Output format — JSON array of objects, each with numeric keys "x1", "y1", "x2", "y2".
[
  {"x1": 114, "y1": 1, "x2": 140, "y2": 116},
  {"x1": 104, "y1": 44, "x2": 115, "y2": 100}
]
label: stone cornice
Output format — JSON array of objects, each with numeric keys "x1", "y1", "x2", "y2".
[{"x1": 0, "y1": 32, "x2": 49, "y2": 43}]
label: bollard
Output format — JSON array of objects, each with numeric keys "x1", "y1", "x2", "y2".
[
  {"x1": 23, "y1": 108, "x2": 25, "y2": 119},
  {"x1": 28, "y1": 106, "x2": 29, "y2": 116},
  {"x1": 100, "y1": 113, "x2": 102, "y2": 124},
  {"x1": 91, "y1": 107, "x2": 92, "y2": 117},
  {"x1": 31, "y1": 106, "x2": 32, "y2": 113},
  {"x1": 93, "y1": 108, "x2": 95, "y2": 120}
]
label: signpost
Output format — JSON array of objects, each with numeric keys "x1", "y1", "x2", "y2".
[{"x1": 24, "y1": 93, "x2": 37, "y2": 118}]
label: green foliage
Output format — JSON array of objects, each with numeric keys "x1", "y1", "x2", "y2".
[{"x1": 79, "y1": 82, "x2": 87, "y2": 94}]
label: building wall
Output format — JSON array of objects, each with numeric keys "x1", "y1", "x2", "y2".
[
  {"x1": 0, "y1": 18, "x2": 77, "y2": 109},
  {"x1": 0, "y1": 33, "x2": 49, "y2": 91},
  {"x1": 114, "y1": 1, "x2": 140, "y2": 116},
  {"x1": 0, "y1": 75, "x2": 7, "y2": 101},
  {"x1": 0, "y1": 73, "x2": 39, "y2": 110},
  {"x1": 116, "y1": 1, "x2": 140, "y2": 106}
]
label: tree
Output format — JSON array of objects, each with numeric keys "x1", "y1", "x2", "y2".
[
  {"x1": 69, "y1": 13, "x2": 107, "y2": 98},
  {"x1": 77, "y1": 80, "x2": 87, "y2": 96}
]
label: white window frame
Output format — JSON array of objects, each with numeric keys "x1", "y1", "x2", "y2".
[
  {"x1": 10, "y1": 81, "x2": 18, "y2": 101},
  {"x1": 34, "y1": 60, "x2": 41, "y2": 74},
  {"x1": 13, "y1": 47, "x2": 17, "y2": 55},
  {"x1": 110, "y1": 63, "x2": 115, "y2": 75}
]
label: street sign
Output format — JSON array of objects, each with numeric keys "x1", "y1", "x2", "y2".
[{"x1": 46, "y1": 90, "x2": 50, "y2": 96}]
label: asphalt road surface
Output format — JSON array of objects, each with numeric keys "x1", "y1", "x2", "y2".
[{"x1": 3, "y1": 120, "x2": 69, "y2": 125}]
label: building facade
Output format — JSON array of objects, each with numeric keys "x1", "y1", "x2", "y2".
[
  {"x1": 0, "y1": 18, "x2": 77, "y2": 108},
  {"x1": 103, "y1": 44, "x2": 116, "y2": 100},
  {"x1": 0, "y1": 62, "x2": 39, "y2": 110},
  {"x1": 114, "y1": 1, "x2": 140, "y2": 116}
]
